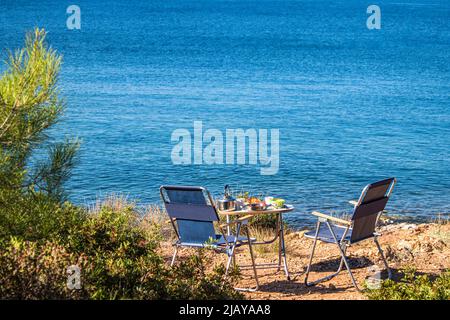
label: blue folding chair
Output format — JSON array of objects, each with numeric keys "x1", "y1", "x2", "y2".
[
  {"x1": 304, "y1": 178, "x2": 396, "y2": 291},
  {"x1": 160, "y1": 185, "x2": 259, "y2": 291}
]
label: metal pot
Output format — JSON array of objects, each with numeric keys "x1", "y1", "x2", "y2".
[{"x1": 217, "y1": 185, "x2": 236, "y2": 211}]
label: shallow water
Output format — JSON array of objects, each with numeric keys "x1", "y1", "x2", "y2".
[{"x1": 1, "y1": 0, "x2": 449, "y2": 227}]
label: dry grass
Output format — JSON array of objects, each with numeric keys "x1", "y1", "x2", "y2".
[
  {"x1": 248, "y1": 226, "x2": 280, "y2": 257},
  {"x1": 430, "y1": 213, "x2": 450, "y2": 242},
  {"x1": 85, "y1": 194, "x2": 176, "y2": 240},
  {"x1": 433, "y1": 213, "x2": 449, "y2": 225},
  {"x1": 140, "y1": 204, "x2": 176, "y2": 240},
  {"x1": 87, "y1": 193, "x2": 135, "y2": 214},
  {"x1": 140, "y1": 204, "x2": 168, "y2": 224}
]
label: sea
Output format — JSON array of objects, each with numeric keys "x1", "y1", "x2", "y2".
[{"x1": 1, "y1": 0, "x2": 449, "y2": 228}]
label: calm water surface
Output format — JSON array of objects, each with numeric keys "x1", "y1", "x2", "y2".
[{"x1": 1, "y1": 0, "x2": 449, "y2": 227}]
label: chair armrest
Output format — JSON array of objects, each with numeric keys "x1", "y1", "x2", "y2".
[
  {"x1": 348, "y1": 200, "x2": 358, "y2": 206},
  {"x1": 311, "y1": 211, "x2": 352, "y2": 226},
  {"x1": 219, "y1": 214, "x2": 254, "y2": 228}
]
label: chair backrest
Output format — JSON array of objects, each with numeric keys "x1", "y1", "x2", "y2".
[
  {"x1": 349, "y1": 178, "x2": 396, "y2": 243},
  {"x1": 160, "y1": 185, "x2": 219, "y2": 244}
]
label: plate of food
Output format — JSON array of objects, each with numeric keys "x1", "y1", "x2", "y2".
[
  {"x1": 247, "y1": 197, "x2": 267, "y2": 211},
  {"x1": 270, "y1": 198, "x2": 286, "y2": 209}
]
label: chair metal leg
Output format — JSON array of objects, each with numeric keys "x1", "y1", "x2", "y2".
[
  {"x1": 225, "y1": 223, "x2": 241, "y2": 276},
  {"x1": 374, "y1": 236, "x2": 392, "y2": 279},
  {"x1": 170, "y1": 246, "x2": 178, "y2": 267},
  {"x1": 305, "y1": 221, "x2": 321, "y2": 286},
  {"x1": 305, "y1": 221, "x2": 360, "y2": 291},
  {"x1": 335, "y1": 243, "x2": 360, "y2": 291},
  {"x1": 326, "y1": 222, "x2": 360, "y2": 291},
  {"x1": 224, "y1": 224, "x2": 259, "y2": 292},
  {"x1": 332, "y1": 246, "x2": 346, "y2": 275},
  {"x1": 225, "y1": 243, "x2": 237, "y2": 275},
  {"x1": 305, "y1": 251, "x2": 346, "y2": 286}
]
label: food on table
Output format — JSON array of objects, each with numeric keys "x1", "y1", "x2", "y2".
[
  {"x1": 248, "y1": 197, "x2": 261, "y2": 204},
  {"x1": 250, "y1": 202, "x2": 266, "y2": 211},
  {"x1": 232, "y1": 192, "x2": 287, "y2": 211},
  {"x1": 272, "y1": 198, "x2": 286, "y2": 208},
  {"x1": 264, "y1": 196, "x2": 274, "y2": 205}
]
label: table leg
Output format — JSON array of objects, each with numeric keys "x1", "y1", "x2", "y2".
[
  {"x1": 277, "y1": 214, "x2": 282, "y2": 271},
  {"x1": 226, "y1": 215, "x2": 231, "y2": 236},
  {"x1": 279, "y1": 213, "x2": 290, "y2": 280},
  {"x1": 226, "y1": 208, "x2": 293, "y2": 282}
]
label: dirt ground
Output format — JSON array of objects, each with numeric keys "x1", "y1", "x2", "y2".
[{"x1": 160, "y1": 222, "x2": 449, "y2": 300}]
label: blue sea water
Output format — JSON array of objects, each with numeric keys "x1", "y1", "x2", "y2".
[{"x1": 1, "y1": 0, "x2": 449, "y2": 227}]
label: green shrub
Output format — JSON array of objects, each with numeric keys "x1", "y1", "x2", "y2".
[
  {"x1": 0, "y1": 28, "x2": 80, "y2": 203},
  {"x1": 366, "y1": 268, "x2": 450, "y2": 300},
  {"x1": 0, "y1": 237, "x2": 88, "y2": 299},
  {"x1": 75, "y1": 202, "x2": 242, "y2": 299},
  {"x1": 0, "y1": 200, "x2": 243, "y2": 300},
  {"x1": 166, "y1": 249, "x2": 242, "y2": 300},
  {"x1": 248, "y1": 213, "x2": 279, "y2": 229},
  {"x1": 0, "y1": 29, "x2": 242, "y2": 300},
  {"x1": 0, "y1": 192, "x2": 86, "y2": 243},
  {"x1": 68, "y1": 202, "x2": 165, "y2": 299}
]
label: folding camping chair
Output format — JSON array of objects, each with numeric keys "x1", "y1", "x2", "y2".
[
  {"x1": 160, "y1": 185, "x2": 259, "y2": 291},
  {"x1": 304, "y1": 178, "x2": 396, "y2": 291}
]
